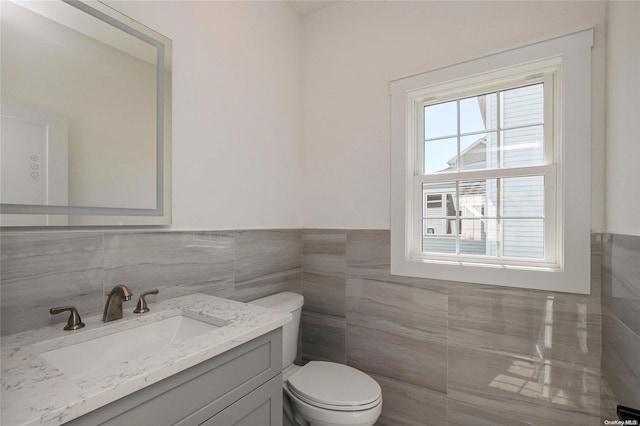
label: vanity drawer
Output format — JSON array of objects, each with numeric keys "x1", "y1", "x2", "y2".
[{"x1": 66, "y1": 328, "x2": 282, "y2": 426}]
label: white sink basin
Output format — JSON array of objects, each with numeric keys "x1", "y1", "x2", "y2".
[{"x1": 40, "y1": 313, "x2": 226, "y2": 378}]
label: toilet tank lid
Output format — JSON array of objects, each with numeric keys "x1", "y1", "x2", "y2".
[{"x1": 249, "y1": 292, "x2": 304, "y2": 312}]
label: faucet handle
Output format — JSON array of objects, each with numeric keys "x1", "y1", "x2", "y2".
[
  {"x1": 133, "y1": 289, "x2": 159, "y2": 314},
  {"x1": 50, "y1": 306, "x2": 85, "y2": 331}
]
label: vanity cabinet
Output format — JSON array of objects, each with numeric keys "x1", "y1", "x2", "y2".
[
  {"x1": 200, "y1": 375, "x2": 281, "y2": 426},
  {"x1": 66, "y1": 329, "x2": 283, "y2": 426}
]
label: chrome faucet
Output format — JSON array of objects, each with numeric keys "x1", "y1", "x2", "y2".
[{"x1": 103, "y1": 285, "x2": 133, "y2": 322}]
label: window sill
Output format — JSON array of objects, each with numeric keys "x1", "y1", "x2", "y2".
[{"x1": 390, "y1": 246, "x2": 591, "y2": 294}]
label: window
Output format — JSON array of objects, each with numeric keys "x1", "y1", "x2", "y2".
[
  {"x1": 390, "y1": 29, "x2": 593, "y2": 294},
  {"x1": 418, "y1": 76, "x2": 555, "y2": 264}
]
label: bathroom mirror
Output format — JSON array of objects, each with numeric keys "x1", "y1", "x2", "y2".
[{"x1": 0, "y1": 0, "x2": 171, "y2": 226}]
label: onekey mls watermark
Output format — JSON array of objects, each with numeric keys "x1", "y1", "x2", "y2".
[{"x1": 603, "y1": 420, "x2": 639, "y2": 425}]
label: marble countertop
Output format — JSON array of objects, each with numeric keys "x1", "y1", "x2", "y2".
[{"x1": 1, "y1": 294, "x2": 291, "y2": 426}]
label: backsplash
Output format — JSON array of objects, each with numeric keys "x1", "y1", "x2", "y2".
[
  {"x1": 0, "y1": 230, "x2": 301, "y2": 336},
  {"x1": 301, "y1": 229, "x2": 603, "y2": 426},
  {"x1": 601, "y1": 233, "x2": 640, "y2": 420}
]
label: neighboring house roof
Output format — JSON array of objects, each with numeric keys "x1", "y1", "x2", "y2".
[{"x1": 436, "y1": 136, "x2": 487, "y2": 173}]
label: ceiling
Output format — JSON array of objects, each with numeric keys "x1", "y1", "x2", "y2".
[{"x1": 287, "y1": 1, "x2": 337, "y2": 17}]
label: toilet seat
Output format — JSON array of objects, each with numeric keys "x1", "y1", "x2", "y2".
[
  {"x1": 288, "y1": 386, "x2": 382, "y2": 412},
  {"x1": 287, "y1": 361, "x2": 382, "y2": 412}
]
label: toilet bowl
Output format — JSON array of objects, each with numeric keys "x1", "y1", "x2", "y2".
[{"x1": 249, "y1": 292, "x2": 382, "y2": 426}]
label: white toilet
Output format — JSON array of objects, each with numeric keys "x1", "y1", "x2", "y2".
[{"x1": 250, "y1": 292, "x2": 382, "y2": 426}]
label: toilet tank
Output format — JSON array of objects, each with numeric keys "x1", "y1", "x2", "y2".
[{"x1": 249, "y1": 292, "x2": 304, "y2": 369}]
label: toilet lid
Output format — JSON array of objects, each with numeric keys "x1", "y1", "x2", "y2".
[{"x1": 287, "y1": 361, "x2": 382, "y2": 410}]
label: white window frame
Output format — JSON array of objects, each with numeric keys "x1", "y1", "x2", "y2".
[
  {"x1": 414, "y1": 68, "x2": 558, "y2": 266},
  {"x1": 390, "y1": 28, "x2": 593, "y2": 294}
]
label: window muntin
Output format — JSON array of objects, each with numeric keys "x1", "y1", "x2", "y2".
[
  {"x1": 422, "y1": 83, "x2": 545, "y2": 174},
  {"x1": 420, "y1": 176, "x2": 546, "y2": 259},
  {"x1": 415, "y1": 78, "x2": 555, "y2": 264}
]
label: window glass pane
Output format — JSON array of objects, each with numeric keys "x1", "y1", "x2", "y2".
[
  {"x1": 424, "y1": 197, "x2": 443, "y2": 217},
  {"x1": 501, "y1": 83, "x2": 543, "y2": 128},
  {"x1": 459, "y1": 134, "x2": 496, "y2": 171},
  {"x1": 423, "y1": 181, "x2": 456, "y2": 215},
  {"x1": 422, "y1": 235, "x2": 457, "y2": 254},
  {"x1": 459, "y1": 219, "x2": 498, "y2": 256},
  {"x1": 424, "y1": 100, "x2": 457, "y2": 139},
  {"x1": 422, "y1": 181, "x2": 456, "y2": 193},
  {"x1": 502, "y1": 125, "x2": 544, "y2": 167},
  {"x1": 460, "y1": 93, "x2": 497, "y2": 133},
  {"x1": 423, "y1": 182, "x2": 456, "y2": 216},
  {"x1": 459, "y1": 179, "x2": 497, "y2": 219},
  {"x1": 502, "y1": 219, "x2": 544, "y2": 258},
  {"x1": 424, "y1": 137, "x2": 457, "y2": 174},
  {"x1": 501, "y1": 176, "x2": 544, "y2": 217},
  {"x1": 422, "y1": 181, "x2": 457, "y2": 254},
  {"x1": 426, "y1": 194, "x2": 443, "y2": 206},
  {"x1": 423, "y1": 217, "x2": 457, "y2": 237},
  {"x1": 483, "y1": 132, "x2": 500, "y2": 169}
]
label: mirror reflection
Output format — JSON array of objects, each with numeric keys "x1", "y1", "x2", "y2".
[{"x1": 0, "y1": 0, "x2": 171, "y2": 226}]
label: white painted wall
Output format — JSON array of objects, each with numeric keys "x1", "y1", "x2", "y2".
[
  {"x1": 6, "y1": 1, "x2": 610, "y2": 231},
  {"x1": 605, "y1": 0, "x2": 640, "y2": 237},
  {"x1": 301, "y1": 1, "x2": 606, "y2": 230},
  {"x1": 106, "y1": 1, "x2": 303, "y2": 230}
]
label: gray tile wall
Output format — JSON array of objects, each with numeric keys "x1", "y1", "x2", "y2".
[
  {"x1": 301, "y1": 229, "x2": 603, "y2": 426},
  {"x1": 0, "y1": 229, "x2": 301, "y2": 336},
  {"x1": 1, "y1": 228, "x2": 615, "y2": 425},
  {"x1": 601, "y1": 234, "x2": 640, "y2": 421}
]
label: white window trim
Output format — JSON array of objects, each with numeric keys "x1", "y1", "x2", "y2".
[{"x1": 390, "y1": 28, "x2": 593, "y2": 294}]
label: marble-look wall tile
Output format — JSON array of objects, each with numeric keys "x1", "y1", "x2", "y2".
[
  {"x1": 234, "y1": 270, "x2": 300, "y2": 302},
  {"x1": 103, "y1": 232, "x2": 234, "y2": 304},
  {"x1": 345, "y1": 230, "x2": 425, "y2": 286},
  {"x1": 602, "y1": 234, "x2": 640, "y2": 335},
  {"x1": 346, "y1": 277, "x2": 447, "y2": 342},
  {"x1": 301, "y1": 310, "x2": 345, "y2": 363},
  {"x1": 302, "y1": 229, "x2": 346, "y2": 275},
  {"x1": 347, "y1": 324, "x2": 447, "y2": 393},
  {"x1": 1, "y1": 229, "x2": 305, "y2": 335},
  {"x1": 601, "y1": 233, "x2": 640, "y2": 415},
  {"x1": 345, "y1": 230, "x2": 389, "y2": 278},
  {"x1": 371, "y1": 373, "x2": 446, "y2": 426},
  {"x1": 1, "y1": 233, "x2": 104, "y2": 335},
  {"x1": 599, "y1": 377, "x2": 618, "y2": 422},
  {"x1": 449, "y1": 283, "x2": 601, "y2": 368},
  {"x1": 2, "y1": 228, "x2": 608, "y2": 423},
  {"x1": 233, "y1": 230, "x2": 301, "y2": 302},
  {"x1": 301, "y1": 272, "x2": 345, "y2": 317},
  {"x1": 601, "y1": 307, "x2": 640, "y2": 409},
  {"x1": 591, "y1": 233, "x2": 602, "y2": 298},
  {"x1": 447, "y1": 393, "x2": 600, "y2": 426},
  {"x1": 448, "y1": 344, "x2": 601, "y2": 423},
  {"x1": 302, "y1": 230, "x2": 605, "y2": 424},
  {"x1": 234, "y1": 229, "x2": 301, "y2": 284},
  {"x1": 447, "y1": 400, "x2": 535, "y2": 426}
]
